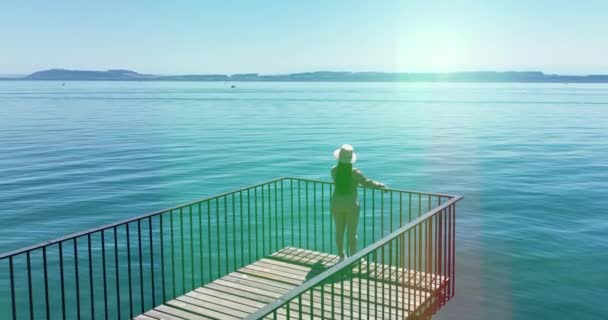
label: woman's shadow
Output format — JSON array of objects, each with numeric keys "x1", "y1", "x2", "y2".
[
  {"x1": 305, "y1": 261, "x2": 328, "y2": 281},
  {"x1": 305, "y1": 260, "x2": 358, "y2": 284}
]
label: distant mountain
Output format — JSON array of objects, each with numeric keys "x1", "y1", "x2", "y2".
[
  {"x1": 159, "y1": 74, "x2": 230, "y2": 81},
  {"x1": 15, "y1": 69, "x2": 608, "y2": 83},
  {"x1": 24, "y1": 69, "x2": 155, "y2": 80},
  {"x1": 251, "y1": 71, "x2": 608, "y2": 82}
]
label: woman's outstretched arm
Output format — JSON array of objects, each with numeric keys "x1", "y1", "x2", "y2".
[{"x1": 354, "y1": 169, "x2": 386, "y2": 189}]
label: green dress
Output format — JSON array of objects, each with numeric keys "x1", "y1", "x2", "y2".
[{"x1": 330, "y1": 165, "x2": 384, "y2": 215}]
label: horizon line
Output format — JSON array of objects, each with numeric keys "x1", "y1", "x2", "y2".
[{"x1": 5, "y1": 68, "x2": 608, "y2": 77}]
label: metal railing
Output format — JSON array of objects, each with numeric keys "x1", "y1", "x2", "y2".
[
  {"x1": 0, "y1": 177, "x2": 460, "y2": 319},
  {"x1": 246, "y1": 194, "x2": 462, "y2": 319}
]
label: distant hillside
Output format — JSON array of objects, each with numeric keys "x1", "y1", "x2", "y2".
[
  {"x1": 16, "y1": 69, "x2": 608, "y2": 83},
  {"x1": 24, "y1": 69, "x2": 155, "y2": 80}
]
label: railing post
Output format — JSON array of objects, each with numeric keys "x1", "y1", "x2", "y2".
[
  {"x1": 160, "y1": 214, "x2": 166, "y2": 303},
  {"x1": 149, "y1": 217, "x2": 156, "y2": 308},
  {"x1": 306, "y1": 180, "x2": 309, "y2": 249},
  {"x1": 59, "y1": 241, "x2": 66, "y2": 320},
  {"x1": 239, "y1": 191, "x2": 244, "y2": 268},
  {"x1": 43, "y1": 246, "x2": 50, "y2": 320},
  {"x1": 198, "y1": 202, "x2": 203, "y2": 287},
  {"x1": 190, "y1": 205, "x2": 195, "y2": 290},
  {"x1": 223, "y1": 197, "x2": 229, "y2": 276},
  {"x1": 138, "y1": 220, "x2": 144, "y2": 314},
  {"x1": 9, "y1": 256, "x2": 16, "y2": 320},
  {"x1": 399, "y1": 191, "x2": 405, "y2": 271},
  {"x1": 313, "y1": 182, "x2": 317, "y2": 251},
  {"x1": 274, "y1": 183, "x2": 278, "y2": 253},
  {"x1": 247, "y1": 189, "x2": 251, "y2": 264},
  {"x1": 180, "y1": 207, "x2": 185, "y2": 294},
  {"x1": 451, "y1": 203, "x2": 456, "y2": 298},
  {"x1": 87, "y1": 234, "x2": 95, "y2": 320},
  {"x1": 126, "y1": 224, "x2": 133, "y2": 318},
  {"x1": 321, "y1": 183, "x2": 325, "y2": 252},
  {"x1": 261, "y1": 185, "x2": 266, "y2": 256},
  {"x1": 233, "y1": 193, "x2": 238, "y2": 273},
  {"x1": 101, "y1": 231, "x2": 108, "y2": 320},
  {"x1": 27, "y1": 251, "x2": 34, "y2": 320},
  {"x1": 298, "y1": 180, "x2": 302, "y2": 247},
  {"x1": 215, "y1": 198, "x2": 221, "y2": 280}
]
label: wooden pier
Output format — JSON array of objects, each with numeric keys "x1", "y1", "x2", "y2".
[{"x1": 136, "y1": 247, "x2": 448, "y2": 320}]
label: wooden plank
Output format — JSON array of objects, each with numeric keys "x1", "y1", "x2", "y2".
[
  {"x1": 273, "y1": 246, "x2": 447, "y2": 292},
  {"x1": 173, "y1": 295, "x2": 247, "y2": 319},
  {"x1": 214, "y1": 269, "x2": 401, "y2": 319},
  {"x1": 251, "y1": 263, "x2": 428, "y2": 307},
  {"x1": 239, "y1": 259, "x2": 414, "y2": 317},
  {"x1": 223, "y1": 273, "x2": 373, "y2": 319},
  {"x1": 271, "y1": 247, "x2": 339, "y2": 269},
  {"x1": 243, "y1": 261, "x2": 310, "y2": 285},
  {"x1": 137, "y1": 246, "x2": 444, "y2": 320},
  {"x1": 357, "y1": 260, "x2": 447, "y2": 291},
  {"x1": 143, "y1": 308, "x2": 188, "y2": 320},
  {"x1": 146, "y1": 304, "x2": 211, "y2": 320},
  {"x1": 238, "y1": 265, "x2": 304, "y2": 286},
  {"x1": 185, "y1": 289, "x2": 263, "y2": 314},
  {"x1": 244, "y1": 264, "x2": 421, "y2": 315},
  {"x1": 224, "y1": 274, "x2": 293, "y2": 295},
  {"x1": 133, "y1": 315, "x2": 158, "y2": 320},
  {"x1": 194, "y1": 287, "x2": 269, "y2": 309},
  {"x1": 213, "y1": 278, "x2": 286, "y2": 300},
  {"x1": 231, "y1": 271, "x2": 296, "y2": 290},
  {"x1": 252, "y1": 258, "x2": 429, "y2": 305}
]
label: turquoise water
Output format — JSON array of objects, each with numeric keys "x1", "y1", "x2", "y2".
[{"x1": 0, "y1": 81, "x2": 607, "y2": 319}]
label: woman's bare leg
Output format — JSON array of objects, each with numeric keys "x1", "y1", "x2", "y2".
[
  {"x1": 333, "y1": 211, "x2": 346, "y2": 258},
  {"x1": 346, "y1": 208, "x2": 360, "y2": 256}
]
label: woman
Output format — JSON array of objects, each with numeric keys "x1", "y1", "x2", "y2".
[{"x1": 331, "y1": 144, "x2": 386, "y2": 259}]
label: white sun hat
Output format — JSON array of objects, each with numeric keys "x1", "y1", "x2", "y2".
[{"x1": 333, "y1": 144, "x2": 357, "y2": 164}]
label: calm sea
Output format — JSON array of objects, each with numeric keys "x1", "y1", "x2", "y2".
[{"x1": 0, "y1": 81, "x2": 606, "y2": 319}]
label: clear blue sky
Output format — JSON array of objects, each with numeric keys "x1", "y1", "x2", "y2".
[{"x1": 2, "y1": 0, "x2": 607, "y2": 75}]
